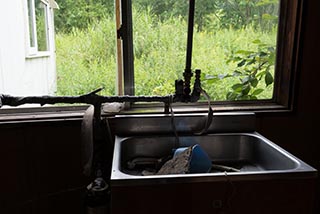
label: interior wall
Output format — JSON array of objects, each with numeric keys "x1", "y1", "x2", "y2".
[
  {"x1": 0, "y1": 121, "x2": 89, "y2": 214},
  {"x1": 256, "y1": 0, "x2": 320, "y2": 211},
  {"x1": 257, "y1": 0, "x2": 320, "y2": 166}
]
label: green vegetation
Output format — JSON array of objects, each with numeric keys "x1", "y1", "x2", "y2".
[
  {"x1": 204, "y1": 39, "x2": 276, "y2": 100},
  {"x1": 35, "y1": 0, "x2": 48, "y2": 51},
  {"x1": 56, "y1": 18, "x2": 116, "y2": 96},
  {"x1": 55, "y1": 0, "x2": 278, "y2": 101}
]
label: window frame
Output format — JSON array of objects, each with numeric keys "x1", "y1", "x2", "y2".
[
  {"x1": 26, "y1": 0, "x2": 51, "y2": 57},
  {"x1": 117, "y1": 0, "x2": 304, "y2": 113},
  {"x1": 0, "y1": 0, "x2": 304, "y2": 120}
]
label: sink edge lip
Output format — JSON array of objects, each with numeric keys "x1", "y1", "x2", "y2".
[{"x1": 110, "y1": 170, "x2": 317, "y2": 187}]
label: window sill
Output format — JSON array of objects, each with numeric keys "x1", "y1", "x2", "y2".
[
  {"x1": 0, "y1": 100, "x2": 292, "y2": 124},
  {"x1": 26, "y1": 51, "x2": 51, "y2": 59},
  {"x1": 126, "y1": 99, "x2": 291, "y2": 114},
  {"x1": 0, "y1": 105, "x2": 88, "y2": 123}
]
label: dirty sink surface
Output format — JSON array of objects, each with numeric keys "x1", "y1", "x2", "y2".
[{"x1": 122, "y1": 160, "x2": 264, "y2": 176}]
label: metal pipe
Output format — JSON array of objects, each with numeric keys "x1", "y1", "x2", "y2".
[
  {"x1": 0, "y1": 93, "x2": 172, "y2": 108},
  {"x1": 185, "y1": 0, "x2": 195, "y2": 71},
  {"x1": 183, "y1": 0, "x2": 196, "y2": 99}
]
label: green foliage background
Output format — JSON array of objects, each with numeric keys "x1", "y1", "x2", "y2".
[{"x1": 55, "y1": 0, "x2": 278, "y2": 101}]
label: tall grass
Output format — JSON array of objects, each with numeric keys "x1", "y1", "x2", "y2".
[
  {"x1": 132, "y1": 8, "x2": 187, "y2": 96},
  {"x1": 55, "y1": 16, "x2": 116, "y2": 96},
  {"x1": 55, "y1": 8, "x2": 277, "y2": 100}
]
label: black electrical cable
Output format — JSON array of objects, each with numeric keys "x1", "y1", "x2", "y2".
[{"x1": 169, "y1": 95, "x2": 180, "y2": 149}]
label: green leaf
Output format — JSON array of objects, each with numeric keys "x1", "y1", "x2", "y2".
[
  {"x1": 241, "y1": 76, "x2": 250, "y2": 84},
  {"x1": 205, "y1": 78, "x2": 219, "y2": 84},
  {"x1": 237, "y1": 59, "x2": 246, "y2": 67},
  {"x1": 242, "y1": 84, "x2": 251, "y2": 95},
  {"x1": 244, "y1": 68, "x2": 252, "y2": 74},
  {"x1": 268, "y1": 52, "x2": 276, "y2": 65},
  {"x1": 250, "y1": 77, "x2": 258, "y2": 87},
  {"x1": 265, "y1": 71, "x2": 274, "y2": 86},
  {"x1": 226, "y1": 92, "x2": 237, "y2": 101},
  {"x1": 259, "y1": 51, "x2": 268, "y2": 57},
  {"x1": 232, "y1": 84, "x2": 243, "y2": 92},
  {"x1": 235, "y1": 50, "x2": 253, "y2": 55},
  {"x1": 256, "y1": 71, "x2": 266, "y2": 78},
  {"x1": 252, "y1": 39, "x2": 261, "y2": 44},
  {"x1": 238, "y1": 95, "x2": 250, "y2": 100},
  {"x1": 250, "y1": 95, "x2": 258, "y2": 100},
  {"x1": 247, "y1": 58, "x2": 256, "y2": 65},
  {"x1": 233, "y1": 56, "x2": 242, "y2": 61},
  {"x1": 251, "y1": 88, "x2": 264, "y2": 96},
  {"x1": 200, "y1": 72, "x2": 206, "y2": 79}
]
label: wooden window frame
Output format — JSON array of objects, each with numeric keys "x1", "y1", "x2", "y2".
[{"x1": 117, "y1": 0, "x2": 304, "y2": 113}]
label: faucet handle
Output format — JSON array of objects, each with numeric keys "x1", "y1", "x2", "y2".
[{"x1": 191, "y1": 69, "x2": 202, "y2": 102}]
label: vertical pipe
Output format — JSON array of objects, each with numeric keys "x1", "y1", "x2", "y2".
[
  {"x1": 185, "y1": 0, "x2": 196, "y2": 71},
  {"x1": 183, "y1": 0, "x2": 196, "y2": 99}
]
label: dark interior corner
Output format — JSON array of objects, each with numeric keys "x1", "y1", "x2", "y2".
[
  {"x1": 256, "y1": 0, "x2": 320, "y2": 212},
  {"x1": 1, "y1": 0, "x2": 320, "y2": 213}
]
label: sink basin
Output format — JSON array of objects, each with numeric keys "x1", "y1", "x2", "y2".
[
  {"x1": 111, "y1": 133, "x2": 314, "y2": 181},
  {"x1": 110, "y1": 132, "x2": 317, "y2": 214}
]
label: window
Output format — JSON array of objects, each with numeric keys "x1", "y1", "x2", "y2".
[
  {"x1": 27, "y1": 0, "x2": 50, "y2": 55},
  {"x1": 117, "y1": 0, "x2": 303, "y2": 112},
  {"x1": 0, "y1": 0, "x2": 303, "y2": 114}
]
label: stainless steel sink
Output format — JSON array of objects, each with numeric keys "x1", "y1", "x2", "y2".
[
  {"x1": 111, "y1": 132, "x2": 316, "y2": 183},
  {"x1": 110, "y1": 115, "x2": 317, "y2": 214}
]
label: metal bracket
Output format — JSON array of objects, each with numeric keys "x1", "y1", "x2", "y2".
[{"x1": 117, "y1": 25, "x2": 124, "y2": 39}]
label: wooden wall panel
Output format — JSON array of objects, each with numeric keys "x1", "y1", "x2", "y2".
[{"x1": 0, "y1": 121, "x2": 89, "y2": 214}]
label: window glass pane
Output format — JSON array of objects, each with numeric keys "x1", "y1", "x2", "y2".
[
  {"x1": 54, "y1": 1, "x2": 116, "y2": 96},
  {"x1": 35, "y1": 0, "x2": 49, "y2": 51},
  {"x1": 132, "y1": 0, "x2": 279, "y2": 101},
  {"x1": 132, "y1": 0, "x2": 188, "y2": 96},
  {"x1": 27, "y1": 0, "x2": 36, "y2": 48}
]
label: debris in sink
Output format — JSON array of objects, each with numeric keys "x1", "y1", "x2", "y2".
[
  {"x1": 157, "y1": 146, "x2": 192, "y2": 175},
  {"x1": 156, "y1": 144, "x2": 213, "y2": 175},
  {"x1": 211, "y1": 164, "x2": 240, "y2": 172},
  {"x1": 127, "y1": 157, "x2": 163, "y2": 170},
  {"x1": 141, "y1": 169, "x2": 157, "y2": 176},
  {"x1": 125, "y1": 144, "x2": 248, "y2": 175},
  {"x1": 210, "y1": 161, "x2": 261, "y2": 173}
]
